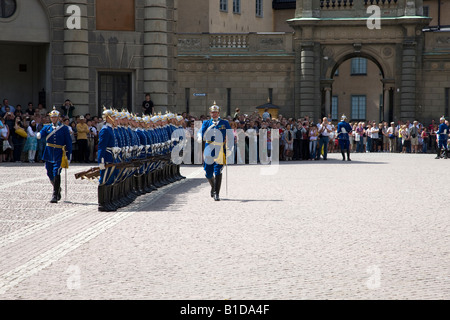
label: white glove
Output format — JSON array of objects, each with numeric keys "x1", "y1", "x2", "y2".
[
  {"x1": 99, "y1": 159, "x2": 105, "y2": 170},
  {"x1": 37, "y1": 132, "x2": 41, "y2": 140},
  {"x1": 197, "y1": 135, "x2": 203, "y2": 143}
]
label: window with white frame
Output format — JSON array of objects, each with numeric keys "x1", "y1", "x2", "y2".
[
  {"x1": 331, "y1": 96, "x2": 338, "y2": 121},
  {"x1": 351, "y1": 95, "x2": 366, "y2": 120},
  {"x1": 351, "y1": 57, "x2": 367, "y2": 75},
  {"x1": 220, "y1": 0, "x2": 228, "y2": 12},
  {"x1": 233, "y1": 0, "x2": 241, "y2": 13},
  {"x1": 256, "y1": 0, "x2": 263, "y2": 17}
]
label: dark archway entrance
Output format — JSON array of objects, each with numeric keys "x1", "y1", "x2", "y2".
[{"x1": 322, "y1": 52, "x2": 392, "y2": 123}]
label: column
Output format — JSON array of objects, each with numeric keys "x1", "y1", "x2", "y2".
[
  {"x1": 144, "y1": 0, "x2": 172, "y2": 113},
  {"x1": 321, "y1": 81, "x2": 333, "y2": 118},
  {"x1": 299, "y1": 41, "x2": 317, "y2": 119},
  {"x1": 400, "y1": 41, "x2": 417, "y2": 121},
  {"x1": 64, "y1": 0, "x2": 89, "y2": 115},
  {"x1": 383, "y1": 87, "x2": 390, "y2": 122}
]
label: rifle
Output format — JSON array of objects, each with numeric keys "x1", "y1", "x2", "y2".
[{"x1": 74, "y1": 155, "x2": 170, "y2": 180}]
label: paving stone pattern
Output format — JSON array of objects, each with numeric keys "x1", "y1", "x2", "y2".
[{"x1": 0, "y1": 153, "x2": 449, "y2": 299}]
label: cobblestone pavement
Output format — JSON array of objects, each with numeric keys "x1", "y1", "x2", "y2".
[{"x1": 0, "y1": 152, "x2": 449, "y2": 300}]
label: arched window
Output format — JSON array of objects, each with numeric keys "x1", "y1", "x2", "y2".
[{"x1": 0, "y1": 0, "x2": 16, "y2": 19}]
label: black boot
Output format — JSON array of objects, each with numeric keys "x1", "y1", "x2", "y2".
[
  {"x1": 140, "y1": 175, "x2": 146, "y2": 194},
  {"x1": 108, "y1": 185, "x2": 118, "y2": 211},
  {"x1": 148, "y1": 172, "x2": 157, "y2": 190},
  {"x1": 56, "y1": 175, "x2": 62, "y2": 201},
  {"x1": 435, "y1": 147, "x2": 441, "y2": 159},
  {"x1": 154, "y1": 169, "x2": 163, "y2": 188},
  {"x1": 161, "y1": 166, "x2": 169, "y2": 185},
  {"x1": 125, "y1": 178, "x2": 136, "y2": 203},
  {"x1": 143, "y1": 173, "x2": 151, "y2": 193},
  {"x1": 50, "y1": 176, "x2": 61, "y2": 203},
  {"x1": 98, "y1": 185, "x2": 106, "y2": 211},
  {"x1": 173, "y1": 164, "x2": 180, "y2": 181},
  {"x1": 341, "y1": 151, "x2": 346, "y2": 161},
  {"x1": 132, "y1": 176, "x2": 141, "y2": 196},
  {"x1": 214, "y1": 174, "x2": 222, "y2": 201},
  {"x1": 98, "y1": 185, "x2": 108, "y2": 211},
  {"x1": 178, "y1": 165, "x2": 186, "y2": 179},
  {"x1": 109, "y1": 184, "x2": 121, "y2": 209},
  {"x1": 347, "y1": 150, "x2": 351, "y2": 161},
  {"x1": 207, "y1": 177, "x2": 215, "y2": 198},
  {"x1": 99, "y1": 185, "x2": 114, "y2": 212},
  {"x1": 170, "y1": 164, "x2": 177, "y2": 182},
  {"x1": 116, "y1": 181, "x2": 127, "y2": 207}
]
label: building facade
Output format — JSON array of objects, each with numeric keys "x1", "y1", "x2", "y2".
[
  {"x1": 1, "y1": 1, "x2": 449, "y2": 124},
  {"x1": 0, "y1": 0, "x2": 177, "y2": 116},
  {"x1": 177, "y1": 0, "x2": 450, "y2": 125}
]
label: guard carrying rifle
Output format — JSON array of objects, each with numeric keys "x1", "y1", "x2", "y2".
[{"x1": 97, "y1": 107, "x2": 118, "y2": 211}]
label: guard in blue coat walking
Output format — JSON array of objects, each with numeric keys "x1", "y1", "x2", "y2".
[
  {"x1": 337, "y1": 114, "x2": 353, "y2": 161},
  {"x1": 435, "y1": 115, "x2": 449, "y2": 159},
  {"x1": 37, "y1": 107, "x2": 72, "y2": 203},
  {"x1": 197, "y1": 103, "x2": 231, "y2": 201}
]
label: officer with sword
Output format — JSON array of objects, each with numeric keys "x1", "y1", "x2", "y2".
[
  {"x1": 37, "y1": 107, "x2": 73, "y2": 203},
  {"x1": 197, "y1": 102, "x2": 231, "y2": 201}
]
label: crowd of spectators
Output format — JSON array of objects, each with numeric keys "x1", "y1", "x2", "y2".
[
  {"x1": 1, "y1": 98, "x2": 448, "y2": 165},
  {"x1": 181, "y1": 107, "x2": 449, "y2": 163},
  {"x1": 0, "y1": 99, "x2": 100, "y2": 164}
]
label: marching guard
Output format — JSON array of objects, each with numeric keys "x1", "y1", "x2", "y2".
[
  {"x1": 337, "y1": 114, "x2": 353, "y2": 161},
  {"x1": 37, "y1": 107, "x2": 72, "y2": 203},
  {"x1": 197, "y1": 102, "x2": 231, "y2": 201},
  {"x1": 435, "y1": 115, "x2": 449, "y2": 159}
]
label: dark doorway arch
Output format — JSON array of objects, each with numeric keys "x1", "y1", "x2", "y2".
[{"x1": 323, "y1": 52, "x2": 393, "y2": 123}]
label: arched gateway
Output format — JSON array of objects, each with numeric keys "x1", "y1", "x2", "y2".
[{"x1": 288, "y1": 0, "x2": 430, "y2": 122}]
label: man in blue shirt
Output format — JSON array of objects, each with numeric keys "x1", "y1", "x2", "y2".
[
  {"x1": 37, "y1": 107, "x2": 72, "y2": 203},
  {"x1": 337, "y1": 114, "x2": 353, "y2": 161},
  {"x1": 435, "y1": 116, "x2": 449, "y2": 159},
  {"x1": 197, "y1": 103, "x2": 231, "y2": 201}
]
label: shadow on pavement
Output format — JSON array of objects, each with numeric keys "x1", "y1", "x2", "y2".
[
  {"x1": 219, "y1": 198, "x2": 282, "y2": 202},
  {"x1": 127, "y1": 177, "x2": 205, "y2": 212},
  {"x1": 62, "y1": 200, "x2": 98, "y2": 206}
]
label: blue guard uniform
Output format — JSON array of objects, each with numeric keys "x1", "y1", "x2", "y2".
[
  {"x1": 97, "y1": 108, "x2": 118, "y2": 211},
  {"x1": 198, "y1": 103, "x2": 231, "y2": 201},
  {"x1": 37, "y1": 107, "x2": 72, "y2": 203},
  {"x1": 436, "y1": 116, "x2": 449, "y2": 159},
  {"x1": 337, "y1": 114, "x2": 353, "y2": 161}
]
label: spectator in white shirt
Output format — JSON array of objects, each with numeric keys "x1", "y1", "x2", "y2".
[{"x1": 316, "y1": 117, "x2": 333, "y2": 160}]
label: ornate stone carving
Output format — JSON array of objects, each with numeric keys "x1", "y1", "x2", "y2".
[
  {"x1": 178, "y1": 38, "x2": 201, "y2": 50},
  {"x1": 382, "y1": 47, "x2": 393, "y2": 58},
  {"x1": 259, "y1": 38, "x2": 283, "y2": 50}
]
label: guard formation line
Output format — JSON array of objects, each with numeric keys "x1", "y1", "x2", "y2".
[{"x1": 74, "y1": 108, "x2": 185, "y2": 212}]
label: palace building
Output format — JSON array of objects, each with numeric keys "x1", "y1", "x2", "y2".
[
  {"x1": 177, "y1": 0, "x2": 450, "y2": 123},
  {"x1": 1, "y1": 1, "x2": 449, "y2": 124},
  {"x1": 0, "y1": 0, "x2": 177, "y2": 116}
]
